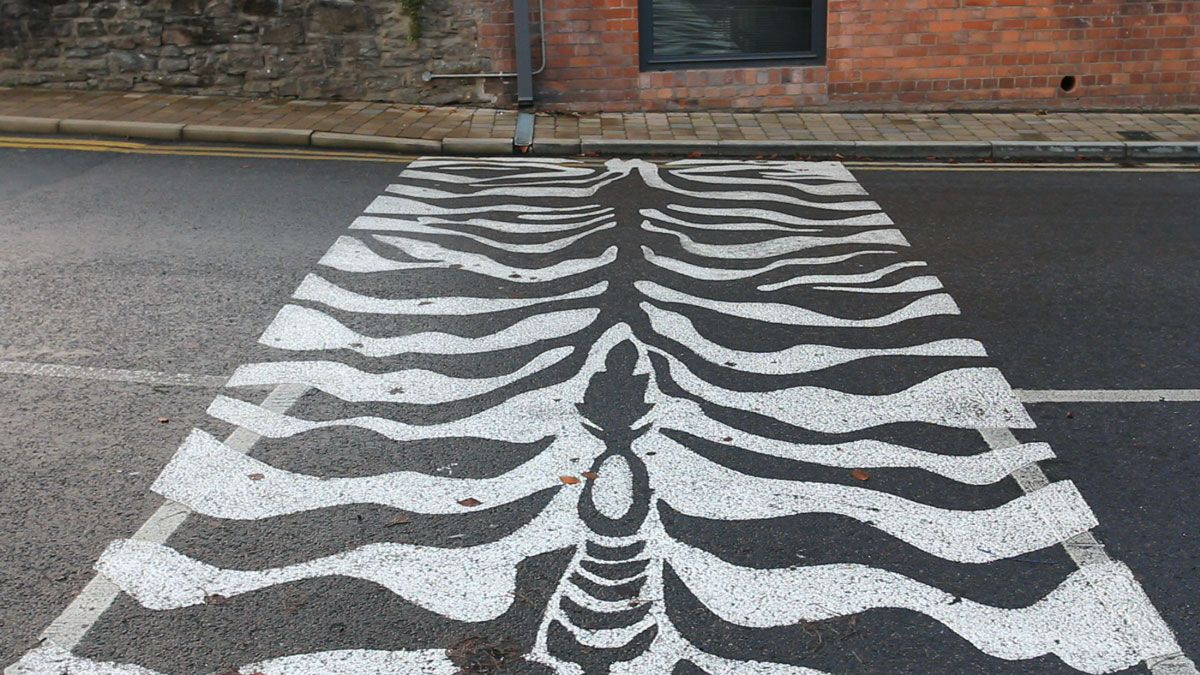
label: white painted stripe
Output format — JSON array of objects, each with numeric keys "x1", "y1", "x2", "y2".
[
  {"x1": 227, "y1": 347, "x2": 571, "y2": 404},
  {"x1": 648, "y1": 439, "x2": 1091, "y2": 562},
  {"x1": 365, "y1": 195, "x2": 600, "y2": 216},
  {"x1": 668, "y1": 546, "x2": 1167, "y2": 674},
  {"x1": 663, "y1": 159, "x2": 860, "y2": 183},
  {"x1": 813, "y1": 276, "x2": 945, "y2": 294},
  {"x1": 294, "y1": 274, "x2": 608, "y2": 315},
  {"x1": 7, "y1": 643, "x2": 458, "y2": 675},
  {"x1": 353, "y1": 213, "x2": 614, "y2": 233},
  {"x1": 152, "y1": 428, "x2": 593, "y2": 518},
  {"x1": 208, "y1": 394, "x2": 561, "y2": 443},
  {"x1": 385, "y1": 171, "x2": 626, "y2": 199},
  {"x1": 0, "y1": 360, "x2": 228, "y2": 388},
  {"x1": 655, "y1": 398, "x2": 1051, "y2": 485},
  {"x1": 15, "y1": 383, "x2": 307, "y2": 657},
  {"x1": 318, "y1": 236, "x2": 445, "y2": 273},
  {"x1": 638, "y1": 281, "x2": 960, "y2": 327},
  {"x1": 518, "y1": 208, "x2": 613, "y2": 221},
  {"x1": 642, "y1": 221, "x2": 910, "y2": 258},
  {"x1": 95, "y1": 489, "x2": 582, "y2": 621},
  {"x1": 373, "y1": 222, "x2": 615, "y2": 254},
  {"x1": 658, "y1": 355, "x2": 1034, "y2": 432},
  {"x1": 978, "y1": 427, "x2": 1197, "y2": 675},
  {"x1": 633, "y1": 160, "x2": 881, "y2": 210},
  {"x1": 667, "y1": 203, "x2": 894, "y2": 227},
  {"x1": 758, "y1": 260, "x2": 928, "y2": 290},
  {"x1": 403, "y1": 166, "x2": 598, "y2": 184},
  {"x1": 261, "y1": 305, "x2": 599, "y2": 356},
  {"x1": 643, "y1": 246, "x2": 897, "y2": 281},
  {"x1": 641, "y1": 208, "x2": 822, "y2": 232},
  {"x1": 665, "y1": 166, "x2": 869, "y2": 196},
  {"x1": 324, "y1": 234, "x2": 617, "y2": 281},
  {"x1": 642, "y1": 302, "x2": 986, "y2": 374},
  {"x1": 1015, "y1": 389, "x2": 1200, "y2": 403},
  {"x1": 560, "y1": 616, "x2": 658, "y2": 649}
]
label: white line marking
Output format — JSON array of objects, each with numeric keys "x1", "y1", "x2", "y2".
[
  {"x1": 1016, "y1": 389, "x2": 1200, "y2": 403},
  {"x1": 978, "y1": 427, "x2": 1198, "y2": 675},
  {"x1": 0, "y1": 360, "x2": 229, "y2": 389},
  {"x1": 9, "y1": 383, "x2": 308, "y2": 661}
]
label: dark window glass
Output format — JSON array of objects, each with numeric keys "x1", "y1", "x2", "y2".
[{"x1": 640, "y1": 0, "x2": 824, "y2": 68}]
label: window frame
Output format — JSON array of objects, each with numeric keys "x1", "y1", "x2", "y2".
[{"x1": 637, "y1": 0, "x2": 827, "y2": 71}]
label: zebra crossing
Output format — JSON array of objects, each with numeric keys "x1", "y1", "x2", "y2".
[{"x1": 9, "y1": 158, "x2": 1188, "y2": 674}]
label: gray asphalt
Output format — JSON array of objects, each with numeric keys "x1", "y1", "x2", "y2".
[
  {"x1": 0, "y1": 147, "x2": 401, "y2": 659},
  {"x1": 0, "y1": 148, "x2": 1196, "y2": 673}
]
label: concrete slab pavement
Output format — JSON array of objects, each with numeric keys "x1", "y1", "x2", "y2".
[{"x1": 2, "y1": 87, "x2": 1200, "y2": 160}]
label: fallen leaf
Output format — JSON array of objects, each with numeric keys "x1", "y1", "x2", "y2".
[
  {"x1": 458, "y1": 497, "x2": 482, "y2": 507},
  {"x1": 581, "y1": 471, "x2": 599, "y2": 479},
  {"x1": 248, "y1": 473, "x2": 265, "y2": 481},
  {"x1": 560, "y1": 475, "x2": 581, "y2": 484},
  {"x1": 384, "y1": 513, "x2": 411, "y2": 526},
  {"x1": 687, "y1": 151, "x2": 702, "y2": 158},
  {"x1": 157, "y1": 417, "x2": 170, "y2": 424},
  {"x1": 722, "y1": 436, "x2": 733, "y2": 442},
  {"x1": 851, "y1": 469, "x2": 870, "y2": 481},
  {"x1": 204, "y1": 593, "x2": 228, "y2": 605},
  {"x1": 1066, "y1": 411, "x2": 1075, "y2": 419}
]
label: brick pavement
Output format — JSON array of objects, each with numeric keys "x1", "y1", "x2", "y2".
[{"x1": 3, "y1": 86, "x2": 1199, "y2": 149}]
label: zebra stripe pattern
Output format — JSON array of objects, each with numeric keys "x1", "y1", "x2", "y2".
[{"x1": 12, "y1": 158, "x2": 1184, "y2": 675}]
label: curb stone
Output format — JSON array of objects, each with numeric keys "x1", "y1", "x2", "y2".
[
  {"x1": 0, "y1": 115, "x2": 60, "y2": 134},
  {"x1": 1, "y1": 112, "x2": 1198, "y2": 161},
  {"x1": 442, "y1": 137, "x2": 512, "y2": 155},
  {"x1": 181, "y1": 125, "x2": 313, "y2": 146},
  {"x1": 992, "y1": 140, "x2": 1127, "y2": 160},
  {"x1": 717, "y1": 140, "x2": 855, "y2": 158},
  {"x1": 853, "y1": 140, "x2": 992, "y2": 159},
  {"x1": 311, "y1": 132, "x2": 441, "y2": 154},
  {"x1": 58, "y1": 119, "x2": 183, "y2": 141},
  {"x1": 1125, "y1": 141, "x2": 1200, "y2": 160},
  {"x1": 581, "y1": 138, "x2": 722, "y2": 157},
  {"x1": 530, "y1": 138, "x2": 582, "y2": 156}
]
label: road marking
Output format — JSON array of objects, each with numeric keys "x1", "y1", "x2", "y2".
[
  {"x1": 0, "y1": 360, "x2": 230, "y2": 388},
  {"x1": 10, "y1": 157, "x2": 1195, "y2": 674},
  {"x1": 0, "y1": 135, "x2": 415, "y2": 162},
  {"x1": 1016, "y1": 389, "x2": 1200, "y2": 403},
  {"x1": 851, "y1": 163, "x2": 1200, "y2": 172},
  {"x1": 5, "y1": 360, "x2": 1196, "y2": 407},
  {"x1": 8, "y1": 383, "x2": 308, "y2": 663},
  {"x1": 979, "y1": 427, "x2": 1198, "y2": 675}
]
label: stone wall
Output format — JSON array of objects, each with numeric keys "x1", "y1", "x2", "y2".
[{"x1": 0, "y1": 0, "x2": 498, "y2": 105}]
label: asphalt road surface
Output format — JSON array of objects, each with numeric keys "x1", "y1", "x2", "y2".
[{"x1": 0, "y1": 142, "x2": 1196, "y2": 675}]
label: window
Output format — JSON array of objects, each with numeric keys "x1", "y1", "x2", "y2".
[{"x1": 639, "y1": 0, "x2": 825, "y2": 69}]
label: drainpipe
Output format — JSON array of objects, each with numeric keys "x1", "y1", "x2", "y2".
[
  {"x1": 421, "y1": 0, "x2": 544, "y2": 151},
  {"x1": 511, "y1": 0, "x2": 537, "y2": 149}
]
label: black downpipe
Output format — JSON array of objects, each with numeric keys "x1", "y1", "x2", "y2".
[
  {"x1": 512, "y1": 0, "x2": 536, "y2": 150},
  {"x1": 512, "y1": 0, "x2": 534, "y2": 108}
]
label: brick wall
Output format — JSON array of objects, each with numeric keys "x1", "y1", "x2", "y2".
[
  {"x1": 825, "y1": 0, "x2": 1200, "y2": 110},
  {"x1": 478, "y1": 0, "x2": 1200, "y2": 111},
  {"x1": 2, "y1": 0, "x2": 1196, "y2": 110}
]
